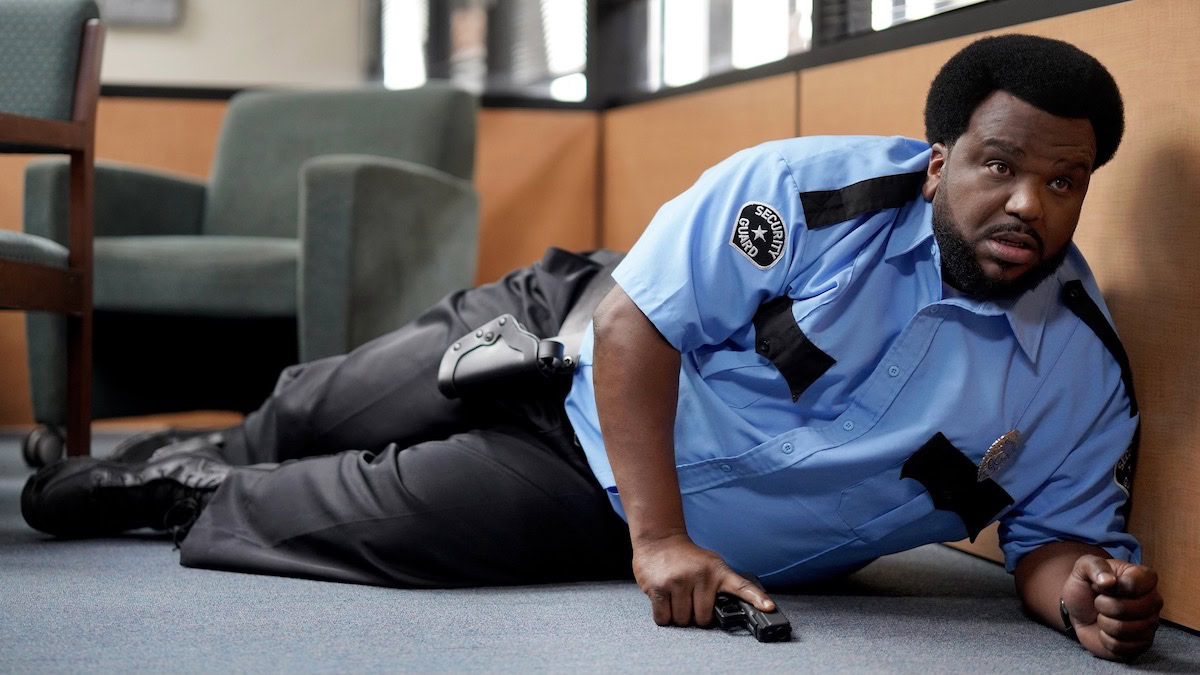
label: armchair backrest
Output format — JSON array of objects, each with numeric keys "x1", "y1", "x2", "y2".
[
  {"x1": 0, "y1": 0, "x2": 99, "y2": 122},
  {"x1": 203, "y1": 83, "x2": 477, "y2": 238}
]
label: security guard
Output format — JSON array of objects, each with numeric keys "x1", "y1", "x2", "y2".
[
  {"x1": 22, "y1": 35, "x2": 1162, "y2": 661},
  {"x1": 574, "y1": 132, "x2": 1138, "y2": 580}
]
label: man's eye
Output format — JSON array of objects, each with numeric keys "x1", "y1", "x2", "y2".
[
  {"x1": 1049, "y1": 177, "x2": 1072, "y2": 191},
  {"x1": 986, "y1": 162, "x2": 1011, "y2": 176}
]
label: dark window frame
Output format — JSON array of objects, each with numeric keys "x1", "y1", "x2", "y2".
[
  {"x1": 100, "y1": 0, "x2": 1128, "y2": 109},
  {"x1": 592, "y1": 0, "x2": 1129, "y2": 108}
]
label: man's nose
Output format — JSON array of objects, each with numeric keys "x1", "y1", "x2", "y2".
[{"x1": 1004, "y1": 180, "x2": 1044, "y2": 223}]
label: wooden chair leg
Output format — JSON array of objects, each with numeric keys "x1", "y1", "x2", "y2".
[
  {"x1": 64, "y1": 139, "x2": 95, "y2": 458},
  {"x1": 65, "y1": 299, "x2": 91, "y2": 457}
]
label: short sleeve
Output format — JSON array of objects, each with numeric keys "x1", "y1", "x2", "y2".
[
  {"x1": 998, "y1": 378, "x2": 1141, "y2": 572},
  {"x1": 611, "y1": 146, "x2": 805, "y2": 353}
]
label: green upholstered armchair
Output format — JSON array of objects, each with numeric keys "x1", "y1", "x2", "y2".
[{"x1": 23, "y1": 85, "x2": 479, "y2": 458}]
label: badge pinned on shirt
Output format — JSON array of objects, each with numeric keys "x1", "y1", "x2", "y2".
[
  {"x1": 977, "y1": 429, "x2": 1021, "y2": 482},
  {"x1": 729, "y1": 201, "x2": 786, "y2": 270}
]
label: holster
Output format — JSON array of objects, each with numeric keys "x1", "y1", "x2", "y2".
[
  {"x1": 436, "y1": 315, "x2": 575, "y2": 398},
  {"x1": 437, "y1": 254, "x2": 620, "y2": 399}
]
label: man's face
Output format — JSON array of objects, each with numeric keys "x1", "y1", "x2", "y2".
[{"x1": 922, "y1": 91, "x2": 1098, "y2": 300}]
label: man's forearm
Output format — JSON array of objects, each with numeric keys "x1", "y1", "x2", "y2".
[
  {"x1": 591, "y1": 287, "x2": 685, "y2": 545},
  {"x1": 592, "y1": 287, "x2": 778, "y2": 627},
  {"x1": 1015, "y1": 540, "x2": 1109, "y2": 630}
]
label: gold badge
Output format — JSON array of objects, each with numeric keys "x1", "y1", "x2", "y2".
[{"x1": 978, "y1": 430, "x2": 1021, "y2": 482}]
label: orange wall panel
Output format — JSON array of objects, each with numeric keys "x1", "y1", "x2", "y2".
[
  {"x1": 601, "y1": 74, "x2": 799, "y2": 251},
  {"x1": 94, "y1": 97, "x2": 227, "y2": 178},
  {"x1": 0, "y1": 154, "x2": 37, "y2": 426},
  {"x1": 474, "y1": 108, "x2": 600, "y2": 284}
]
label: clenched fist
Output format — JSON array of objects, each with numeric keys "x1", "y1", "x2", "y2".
[{"x1": 1062, "y1": 555, "x2": 1162, "y2": 661}]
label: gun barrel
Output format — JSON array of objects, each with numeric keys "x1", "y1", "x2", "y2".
[
  {"x1": 715, "y1": 593, "x2": 792, "y2": 643},
  {"x1": 748, "y1": 607, "x2": 793, "y2": 643}
]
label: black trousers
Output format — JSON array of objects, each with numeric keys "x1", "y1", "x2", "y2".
[{"x1": 178, "y1": 249, "x2": 633, "y2": 588}]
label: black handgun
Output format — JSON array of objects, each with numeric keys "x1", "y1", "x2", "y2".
[{"x1": 713, "y1": 574, "x2": 792, "y2": 643}]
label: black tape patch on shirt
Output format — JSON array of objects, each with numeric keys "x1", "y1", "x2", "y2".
[
  {"x1": 1061, "y1": 281, "x2": 1138, "y2": 417},
  {"x1": 800, "y1": 171, "x2": 925, "y2": 230},
  {"x1": 900, "y1": 432, "x2": 1014, "y2": 542},
  {"x1": 730, "y1": 202, "x2": 787, "y2": 269},
  {"x1": 1061, "y1": 280, "x2": 1139, "y2": 506},
  {"x1": 752, "y1": 296, "x2": 835, "y2": 402}
]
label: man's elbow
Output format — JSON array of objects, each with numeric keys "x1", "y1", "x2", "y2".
[
  {"x1": 592, "y1": 287, "x2": 678, "y2": 360},
  {"x1": 593, "y1": 286, "x2": 640, "y2": 347}
]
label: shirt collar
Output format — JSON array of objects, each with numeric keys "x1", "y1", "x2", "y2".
[
  {"x1": 884, "y1": 196, "x2": 935, "y2": 262},
  {"x1": 948, "y1": 277, "x2": 1056, "y2": 364},
  {"x1": 888, "y1": 196, "x2": 1054, "y2": 363}
]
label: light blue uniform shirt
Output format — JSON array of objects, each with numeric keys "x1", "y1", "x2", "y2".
[{"x1": 563, "y1": 136, "x2": 1140, "y2": 584}]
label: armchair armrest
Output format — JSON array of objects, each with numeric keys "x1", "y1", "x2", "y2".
[
  {"x1": 299, "y1": 154, "x2": 479, "y2": 361},
  {"x1": 24, "y1": 158, "x2": 207, "y2": 243}
]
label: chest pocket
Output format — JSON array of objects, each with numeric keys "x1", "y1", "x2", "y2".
[
  {"x1": 838, "y1": 464, "x2": 939, "y2": 544},
  {"x1": 752, "y1": 297, "x2": 836, "y2": 402},
  {"x1": 695, "y1": 350, "x2": 777, "y2": 409}
]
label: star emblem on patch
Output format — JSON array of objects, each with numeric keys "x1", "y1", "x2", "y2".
[{"x1": 729, "y1": 202, "x2": 787, "y2": 269}]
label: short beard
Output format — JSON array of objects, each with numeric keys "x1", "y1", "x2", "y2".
[{"x1": 931, "y1": 194, "x2": 1069, "y2": 301}]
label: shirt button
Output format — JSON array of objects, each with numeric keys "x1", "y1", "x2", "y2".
[
  {"x1": 720, "y1": 463, "x2": 733, "y2": 472},
  {"x1": 928, "y1": 306, "x2": 941, "y2": 315},
  {"x1": 782, "y1": 443, "x2": 794, "y2": 454},
  {"x1": 888, "y1": 365, "x2": 900, "y2": 377},
  {"x1": 842, "y1": 420, "x2": 855, "y2": 431}
]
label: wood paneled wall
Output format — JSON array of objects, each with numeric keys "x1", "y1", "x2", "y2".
[
  {"x1": 798, "y1": 0, "x2": 1200, "y2": 629},
  {"x1": 474, "y1": 109, "x2": 600, "y2": 283},
  {"x1": 0, "y1": 156, "x2": 38, "y2": 426},
  {"x1": 601, "y1": 74, "x2": 799, "y2": 251}
]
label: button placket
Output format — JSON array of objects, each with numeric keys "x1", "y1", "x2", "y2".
[{"x1": 840, "y1": 301, "x2": 943, "y2": 443}]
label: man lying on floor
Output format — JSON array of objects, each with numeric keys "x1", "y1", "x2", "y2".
[{"x1": 23, "y1": 34, "x2": 1162, "y2": 661}]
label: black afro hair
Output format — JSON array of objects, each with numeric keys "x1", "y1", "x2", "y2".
[{"x1": 924, "y1": 34, "x2": 1124, "y2": 169}]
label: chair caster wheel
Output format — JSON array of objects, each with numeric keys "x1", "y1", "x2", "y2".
[{"x1": 22, "y1": 425, "x2": 66, "y2": 468}]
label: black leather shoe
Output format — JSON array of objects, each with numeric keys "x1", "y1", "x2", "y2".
[
  {"x1": 21, "y1": 447, "x2": 231, "y2": 543},
  {"x1": 107, "y1": 428, "x2": 227, "y2": 464}
]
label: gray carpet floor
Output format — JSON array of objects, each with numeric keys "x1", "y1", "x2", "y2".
[{"x1": 2, "y1": 431, "x2": 1198, "y2": 673}]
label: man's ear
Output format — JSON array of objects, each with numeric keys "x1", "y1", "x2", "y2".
[{"x1": 923, "y1": 142, "x2": 948, "y2": 201}]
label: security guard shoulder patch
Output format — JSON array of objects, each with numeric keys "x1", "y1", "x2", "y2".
[
  {"x1": 729, "y1": 201, "x2": 786, "y2": 270},
  {"x1": 1114, "y1": 441, "x2": 1135, "y2": 496}
]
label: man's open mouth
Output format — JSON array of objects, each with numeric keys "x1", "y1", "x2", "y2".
[{"x1": 983, "y1": 232, "x2": 1039, "y2": 266}]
